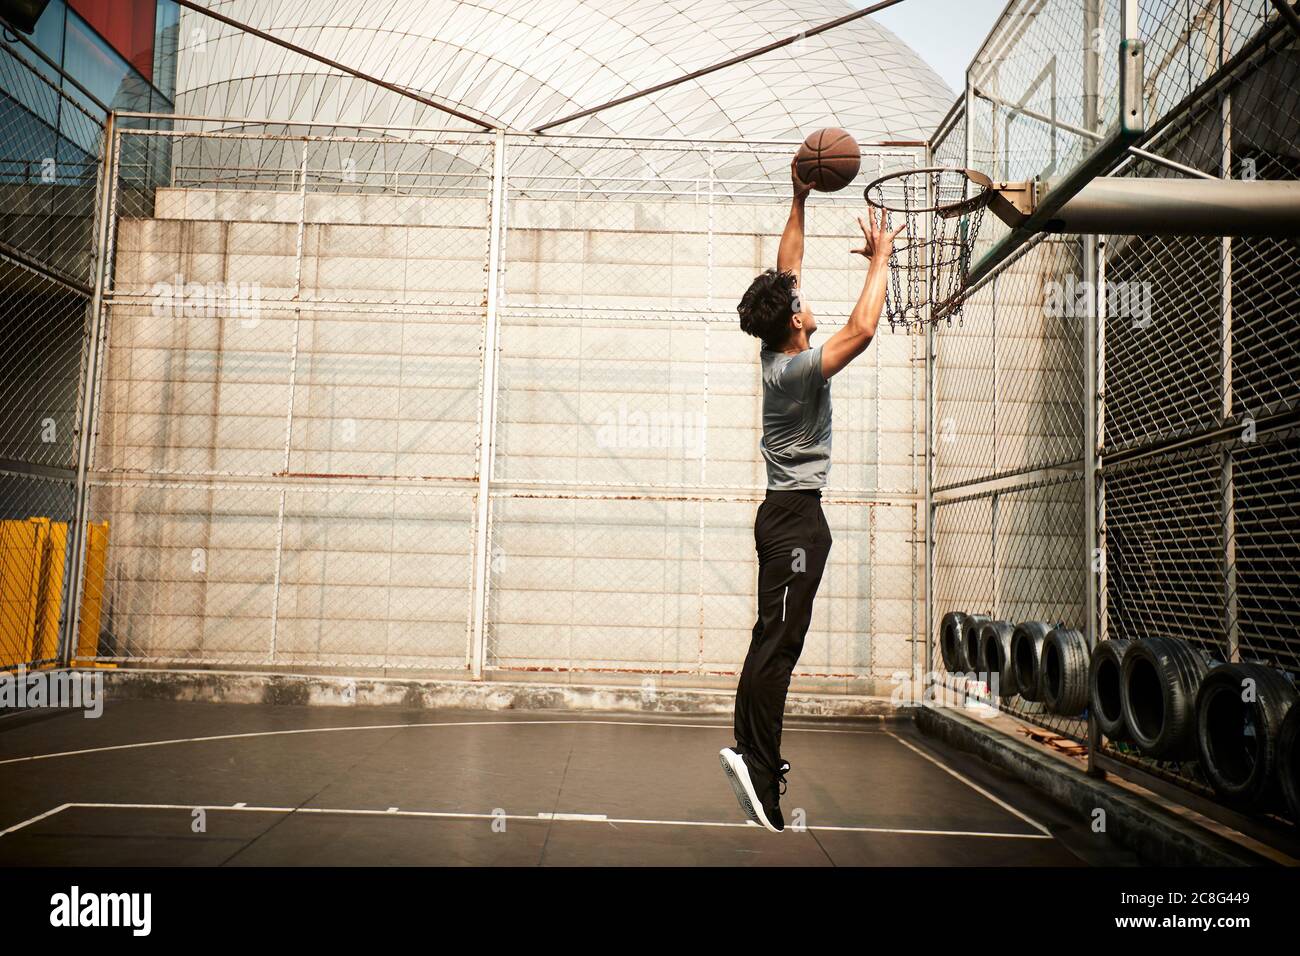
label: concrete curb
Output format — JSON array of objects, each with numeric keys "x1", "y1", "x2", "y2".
[
  {"x1": 98, "y1": 668, "x2": 906, "y2": 720},
  {"x1": 915, "y1": 704, "x2": 1270, "y2": 866}
]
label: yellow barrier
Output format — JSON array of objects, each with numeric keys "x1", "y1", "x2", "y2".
[
  {"x1": 30, "y1": 517, "x2": 62, "y2": 663},
  {"x1": 0, "y1": 520, "x2": 43, "y2": 669},
  {"x1": 78, "y1": 521, "x2": 110, "y2": 662},
  {"x1": 0, "y1": 518, "x2": 110, "y2": 670}
]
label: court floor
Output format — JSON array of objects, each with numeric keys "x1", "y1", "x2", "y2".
[{"x1": 0, "y1": 701, "x2": 1135, "y2": 866}]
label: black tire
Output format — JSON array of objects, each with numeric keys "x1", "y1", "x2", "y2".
[
  {"x1": 1009, "y1": 622, "x2": 1052, "y2": 702},
  {"x1": 964, "y1": 620, "x2": 986, "y2": 681},
  {"x1": 938, "y1": 612, "x2": 965, "y2": 672},
  {"x1": 1195, "y1": 662, "x2": 1298, "y2": 810},
  {"x1": 1041, "y1": 627, "x2": 1090, "y2": 715},
  {"x1": 1089, "y1": 640, "x2": 1132, "y2": 741},
  {"x1": 939, "y1": 611, "x2": 989, "y2": 674},
  {"x1": 1279, "y1": 703, "x2": 1300, "y2": 824},
  {"x1": 977, "y1": 619, "x2": 1017, "y2": 697},
  {"x1": 1120, "y1": 637, "x2": 1210, "y2": 761}
]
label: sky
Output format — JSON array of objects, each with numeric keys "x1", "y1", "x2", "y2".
[{"x1": 862, "y1": 0, "x2": 1008, "y2": 93}]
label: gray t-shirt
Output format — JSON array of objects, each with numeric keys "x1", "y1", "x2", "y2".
[{"x1": 759, "y1": 343, "x2": 832, "y2": 489}]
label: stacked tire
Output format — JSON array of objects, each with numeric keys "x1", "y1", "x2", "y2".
[
  {"x1": 936, "y1": 613, "x2": 1091, "y2": 716},
  {"x1": 939, "y1": 611, "x2": 989, "y2": 673},
  {"x1": 1093, "y1": 634, "x2": 1300, "y2": 823},
  {"x1": 977, "y1": 619, "x2": 1017, "y2": 698},
  {"x1": 1041, "y1": 627, "x2": 1090, "y2": 715},
  {"x1": 1119, "y1": 636, "x2": 1209, "y2": 761},
  {"x1": 1009, "y1": 622, "x2": 1052, "y2": 703},
  {"x1": 938, "y1": 612, "x2": 1300, "y2": 824},
  {"x1": 1088, "y1": 639, "x2": 1132, "y2": 742},
  {"x1": 1195, "y1": 662, "x2": 1297, "y2": 812}
]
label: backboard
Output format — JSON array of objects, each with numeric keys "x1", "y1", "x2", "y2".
[{"x1": 963, "y1": 0, "x2": 1145, "y2": 285}]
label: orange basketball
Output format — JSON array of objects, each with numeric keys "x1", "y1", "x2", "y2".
[{"x1": 795, "y1": 127, "x2": 861, "y2": 192}]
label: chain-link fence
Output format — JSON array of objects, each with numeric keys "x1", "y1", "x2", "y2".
[
  {"x1": 927, "y1": 231, "x2": 1091, "y2": 740},
  {"x1": 1093, "y1": 4, "x2": 1300, "y2": 805},
  {"x1": 925, "y1": 1, "x2": 1300, "y2": 824},
  {"x1": 485, "y1": 137, "x2": 921, "y2": 680},
  {"x1": 0, "y1": 36, "x2": 107, "y2": 674},
  {"x1": 49, "y1": 115, "x2": 925, "y2": 685},
  {"x1": 82, "y1": 124, "x2": 494, "y2": 672}
]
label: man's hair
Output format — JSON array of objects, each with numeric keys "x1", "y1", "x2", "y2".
[{"x1": 738, "y1": 269, "x2": 796, "y2": 349}]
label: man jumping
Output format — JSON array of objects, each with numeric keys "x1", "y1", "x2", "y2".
[{"x1": 719, "y1": 160, "x2": 903, "y2": 833}]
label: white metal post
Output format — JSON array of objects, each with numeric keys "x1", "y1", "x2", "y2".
[
  {"x1": 59, "y1": 112, "x2": 117, "y2": 666},
  {"x1": 469, "y1": 131, "x2": 508, "y2": 679},
  {"x1": 1084, "y1": 234, "x2": 1103, "y2": 773},
  {"x1": 922, "y1": 138, "x2": 938, "y2": 689},
  {"x1": 1220, "y1": 4, "x2": 1239, "y2": 664},
  {"x1": 923, "y1": 297, "x2": 935, "y2": 684}
]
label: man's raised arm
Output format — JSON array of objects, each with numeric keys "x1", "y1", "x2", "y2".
[
  {"x1": 777, "y1": 159, "x2": 813, "y2": 284},
  {"x1": 819, "y1": 209, "x2": 905, "y2": 380}
]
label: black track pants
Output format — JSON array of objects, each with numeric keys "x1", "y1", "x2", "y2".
[{"x1": 733, "y1": 488, "x2": 832, "y2": 779}]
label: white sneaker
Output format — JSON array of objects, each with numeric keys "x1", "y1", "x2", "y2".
[{"x1": 719, "y1": 747, "x2": 781, "y2": 832}]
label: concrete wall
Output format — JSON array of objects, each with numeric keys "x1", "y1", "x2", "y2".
[{"x1": 92, "y1": 178, "x2": 922, "y2": 685}]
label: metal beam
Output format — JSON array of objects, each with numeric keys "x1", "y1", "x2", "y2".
[
  {"x1": 1271, "y1": 0, "x2": 1300, "y2": 36},
  {"x1": 532, "y1": 0, "x2": 908, "y2": 133},
  {"x1": 1045, "y1": 177, "x2": 1300, "y2": 236},
  {"x1": 170, "y1": 0, "x2": 497, "y2": 131}
]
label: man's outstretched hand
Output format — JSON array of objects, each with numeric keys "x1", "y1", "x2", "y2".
[
  {"x1": 851, "y1": 207, "x2": 905, "y2": 262},
  {"x1": 791, "y1": 157, "x2": 813, "y2": 199}
]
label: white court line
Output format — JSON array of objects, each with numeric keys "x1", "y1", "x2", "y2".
[
  {"x1": 0, "y1": 803, "x2": 72, "y2": 838},
  {"x1": 0, "y1": 802, "x2": 1052, "y2": 840},
  {"x1": 0, "y1": 719, "x2": 1051, "y2": 840},
  {"x1": 885, "y1": 731, "x2": 1052, "y2": 837},
  {"x1": 0, "y1": 717, "x2": 883, "y2": 767}
]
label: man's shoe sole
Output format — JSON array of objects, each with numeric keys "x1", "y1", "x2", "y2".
[
  {"x1": 718, "y1": 748, "x2": 759, "y2": 825},
  {"x1": 719, "y1": 748, "x2": 781, "y2": 833}
]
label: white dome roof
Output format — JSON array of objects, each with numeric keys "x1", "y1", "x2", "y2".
[{"x1": 175, "y1": 0, "x2": 953, "y2": 141}]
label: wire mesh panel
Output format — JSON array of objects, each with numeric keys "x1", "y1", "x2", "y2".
[
  {"x1": 0, "y1": 39, "x2": 106, "y2": 673},
  {"x1": 929, "y1": 233, "x2": 1089, "y2": 739},
  {"x1": 1138, "y1": 0, "x2": 1279, "y2": 121},
  {"x1": 84, "y1": 479, "x2": 475, "y2": 669},
  {"x1": 0, "y1": 261, "x2": 88, "y2": 472},
  {"x1": 484, "y1": 493, "x2": 916, "y2": 681},
  {"x1": 74, "y1": 125, "x2": 928, "y2": 683},
  {"x1": 0, "y1": 263, "x2": 86, "y2": 667},
  {"x1": 0, "y1": 39, "x2": 105, "y2": 288},
  {"x1": 81, "y1": 126, "x2": 495, "y2": 671},
  {"x1": 0, "y1": 472, "x2": 79, "y2": 670},
  {"x1": 932, "y1": 484, "x2": 1089, "y2": 738},
  {"x1": 1090, "y1": 10, "x2": 1300, "y2": 812},
  {"x1": 927, "y1": 1, "x2": 1299, "y2": 776},
  {"x1": 1103, "y1": 445, "x2": 1226, "y2": 657},
  {"x1": 484, "y1": 136, "x2": 924, "y2": 683},
  {"x1": 1233, "y1": 426, "x2": 1300, "y2": 673},
  {"x1": 965, "y1": 0, "x2": 1127, "y2": 261},
  {"x1": 934, "y1": 236, "x2": 1086, "y2": 490}
]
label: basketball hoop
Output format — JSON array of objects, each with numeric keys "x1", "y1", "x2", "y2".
[{"x1": 863, "y1": 167, "x2": 996, "y2": 328}]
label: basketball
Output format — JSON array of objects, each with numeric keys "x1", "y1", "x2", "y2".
[{"x1": 795, "y1": 127, "x2": 861, "y2": 192}]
